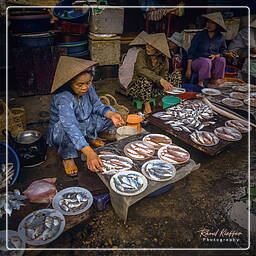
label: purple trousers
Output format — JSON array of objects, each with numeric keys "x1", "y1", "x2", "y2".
[{"x1": 192, "y1": 57, "x2": 226, "y2": 81}]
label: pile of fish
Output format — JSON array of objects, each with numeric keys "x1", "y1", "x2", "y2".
[
  {"x1": 0, "y1": 233, "x2": 23, "y2": 254},
  {"x1": 158, "y1": 145, "x2": 190, "y2": 164},
  {"x1": 58, "y1": 192, "x2": 89, "y2": 213},
  {"x1": 0, "y1": 190, "x2": 26, "y2": 218},
  {"x1": 214, "y1": 127, "x2": 242, "y2": 141},
  {"x1": 143, "y1": 134, "x2": 172, "y2": 149},
  {"x1": 0, "y1": 163, "x2": 15, "y2": 189},
  {"x1": 99, "y1": 154, "x2": 133, "y2": 173},
  {"x1": 225, "y1": 120, "x2": 251, "y2": 133},
  {"x1": 153, "y1": 100, "x2": 215, "y2": 132},
  {"x1": 142, "y1": 160, "x2": 176, "y2": 181},
  {"x1": 190, "y1": 131, "x2": 219, "y2": 146},
  {"x1": 23, "y1": 211, "x2": 62, "y2": 241},
  {"x1": 124, "y1": 141, "x2": 155, "y2": 160},
  {"x1": 113, "y1": 172, "x2": 144, "y2": 194}
]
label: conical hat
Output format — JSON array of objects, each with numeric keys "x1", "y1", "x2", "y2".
[
  {"x1": 51, "y1": 56, "x2": 98, "y2": 93},
  {"x1": 140, "y1": 33, "x2": 170, "y2": 58},
  {"x1": 129, "y1": 31, "x2": 148, "y2": 46},
  {"x1": 251, "y1": 19, "x2": 256, "y2": 28},
  {"x1": 201, "y1": 12, "x2": 227, "y2": 32}
]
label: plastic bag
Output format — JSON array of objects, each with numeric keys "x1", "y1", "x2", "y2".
[{"x1": 23, "y1": 178, "x2": 57, "y2": 204}]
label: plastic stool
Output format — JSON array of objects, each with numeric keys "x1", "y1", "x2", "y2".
[
  {"x1": 93, "y1": 193, "x2": 110, "y2": 211},
  {"x1": 132, "y1": 98, "x2": 156, "y2": 110}
]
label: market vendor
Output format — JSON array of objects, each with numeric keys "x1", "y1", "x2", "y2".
[
  {"x1": 186, "y1": 12, "x2": 236, "y2": 87},
  {"x1": 127, "y1": 33, "x2": 173, "y2": 115},
  {"x1": 47, "y1": 56, "x2": 125, "y2": 176},
  {"x1": 229, "y1": 18, "x2": 256, "y2": 83},
  {"x1": 167, "y1": 32, "x2": 188, "y2": 86}
]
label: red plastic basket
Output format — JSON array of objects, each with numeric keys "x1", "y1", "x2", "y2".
[{"x1": 225, "y1": 65, "x2": 240, "y2": 78}]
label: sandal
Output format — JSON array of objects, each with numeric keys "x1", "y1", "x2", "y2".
[
  {"x1": 89, "y1": 138, "x2": 105, "y2": 147},
  {"x1": 63, "y1": 160, "x2": 78, "y2": 177}
]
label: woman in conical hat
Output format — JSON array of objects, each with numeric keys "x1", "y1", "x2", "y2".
[
  {"x1": 47, "y1": 56, "x2": 125, "y2": 176},
  {"x1": 186, "y1": 12, "x2": 236, "y2": 88},
  {"x1": 127, "y1": 33, "x2": 173, "y2": 115}
]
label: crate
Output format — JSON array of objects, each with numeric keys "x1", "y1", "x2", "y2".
[
  {"x1": 89, "y1": 33, "x2": 121, "y2": 66},
  {"x1": 89, "y1": 7, "x2": 124, "y2": 34}
]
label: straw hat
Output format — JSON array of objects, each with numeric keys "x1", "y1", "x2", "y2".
[
  {"x1": 167, "y1": 32, "x2": 182, "y2": 47},
  {"x1": 51, "y1": 56, "x2": 98, "y2": 93},
  {"x1": 201, "y1": 12, "x2": 227, "y2": 32},
  {"x1": 251, "y1": 19, "x2": 256, "y2": 29},
  {"x1": 141, "y1": 33, "x2": 170, "y2": 58},
  {"x1": 129, "y1": 31, "x2": 148, "y2": 46}
]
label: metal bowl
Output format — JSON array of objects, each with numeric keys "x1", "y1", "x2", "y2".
[{"x1": 16, "y1": 130, "x2": 41, "y2": 144}]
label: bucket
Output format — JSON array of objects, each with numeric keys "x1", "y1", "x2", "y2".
[
  {"x1": 162, "y1": 96, "x2": 182, "y2": 109},
  {"x1": 126, "y1": 114, "x2": 143, "y2": 132},
  {"x1": 116, "y1": 126, "x2": 137, "y2": 140}
]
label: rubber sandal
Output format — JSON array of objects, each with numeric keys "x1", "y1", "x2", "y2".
[
  {"x1": 90, "y1": 139, "x2": 105, "y2": 147},
  {"x1": 63, "y1": 165, "x2": 78, "y2": 177}
]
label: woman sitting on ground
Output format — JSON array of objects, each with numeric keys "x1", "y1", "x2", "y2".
[
  {"x1": 47, "y1": 56, "x2": 125, "y2": 176},
  {"x1": 167, "y1": 32, "x2": 188, "y2": 86},
  {"x1": 127, "y1": 33, "x2": 173, "y2": 114},
  {"x1": 186, "y1": 12, "x2": 236, "y2": 88}
]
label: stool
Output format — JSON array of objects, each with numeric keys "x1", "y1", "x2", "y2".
[
  {"x1": 132, "y1": 98, "x2": 156, "y2": 110},
  {"x1": 93, "y1": 193, "x2": 110, "y2": 211}
]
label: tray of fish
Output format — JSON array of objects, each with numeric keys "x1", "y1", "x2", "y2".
[
  {"x1": 229, "y1": 92, "x2": 248, "y2": 100},
  {"x1": 18, "y1": 209, "x2": 65, "y2": 246},
  {"x1": 99, "y1": 154, "x2": 133, "y2": 174},
  {"x1": 158, "y1": 145, "x2": 190, "y2": 165},
  {"x1": 141, "y1": 159, "x2": 176, "y2": 182},
  {"x1": 244, "y1": 97, "x2": 256, "y2": 107},
  {"x1": 142, "y1": 134, "x2": 172, "y2": 149},
  {"x1": 52, "y1": 187, "x2": 93, "y2": 216},
  {"x1": 124, "y1": 141, "x2": 155, "y2": 160},
  {"x1": 222, "y1": 97, "x2": 244, "y2": 108},
  {"x1": 110, "y1": 171, "x2": 148, "y2": 196},
  {"x1": 166, "y1": 87, "x2": 186, "y2": 95},
  {"x1": 0, "y1": 189, "x2": 26, "y2": 218},
  {"x1": 0, "y1": 163, "x2": 15, "y2": 189},
  {"x1": 214, "y1": 127, "x2": 242, "y2": 142},
  {"x1": 152, "y1": 100, "x2": 215, "y2": 132},
  {"x1": 190, "y1": 131, "x2": 220, "y2": 146},
  {"x1": 225, "y1": 120, "x2": 251, "y2": 133},
  {"x1": 0, "y1": 230, "x2": 25, "y2": 256},
  {"x1": 232, "y1": 85, "x2": 248, "y2": 92},
  {"x1": 202, "y1": 88, "x2": 221, "y2": 96}
]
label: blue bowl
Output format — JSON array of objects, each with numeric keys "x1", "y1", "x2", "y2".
[
  {"x1": 0, "y1": 142, "x2": 20, "y2": 185},
  {"x1": 54, "y1": 0, "x2": 90, "y2": 23}
]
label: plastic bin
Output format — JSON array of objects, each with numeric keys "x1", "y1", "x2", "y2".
[{"x1": 162, "y1": 96, "x2": 182, "y2": 108}]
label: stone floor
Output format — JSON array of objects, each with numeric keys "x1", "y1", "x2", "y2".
[{"x1": 2, "y1": 78, "x2": 256, "y2": 255}]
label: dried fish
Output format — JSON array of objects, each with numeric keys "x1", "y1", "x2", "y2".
[
  {"x1": 214, "y1": 127, "x2": 242, "y2": 141},
  {"x1": 124, "y1": 141, "x2": 154, "y2": 160},
  {"x1": 0, "y1": 163, "x2": 15, "y2": 189},
  {"x1": 225, "y1": 120, "x2": 251, "y2": 133},
  {"x1": 190, "y1": 131, "x2": 219, "y2": 146}
]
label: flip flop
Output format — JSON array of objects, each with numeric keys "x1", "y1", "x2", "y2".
[
  {"x1": 63, "y1": 161, "x2": 78, "y2": 177},
  {"x1": 90, "y1": 138, "x2": 105, "y2": 147}
]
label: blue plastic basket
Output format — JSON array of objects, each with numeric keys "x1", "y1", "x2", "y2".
[{"x1": 0, "y1": 142, "x2": 20, "y2": 185}]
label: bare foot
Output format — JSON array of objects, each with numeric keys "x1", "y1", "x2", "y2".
[
  {"x1": 198, "y1": 81, "x2": 204, "y2": 87},
  {"x1": 62, "y1": 159, "x2": 78, "y2": 176}
]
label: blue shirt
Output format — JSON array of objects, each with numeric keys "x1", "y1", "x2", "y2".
[
  {"x1": 47, "y1": 84, "x2": 114, "y2": 151},
  {"x1": 187, "y1": 29, "x2": 227, "y2": 60}
]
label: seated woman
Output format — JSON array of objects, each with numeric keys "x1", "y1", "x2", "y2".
[
  {"x1": 186, "y1": 12, "x2": 236, "y2": 87},
  {"x1": 167, "y1": 32, "x2": 188, "y2": 86},
  {"x1": 127, "y1": 33, "x2": 173, "y2": 114},
  {"x1": 47, "y1": 56, "x2": 125, "y2": 176}
]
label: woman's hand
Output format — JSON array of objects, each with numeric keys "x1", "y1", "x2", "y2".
[
  {"x1": 225, "y1": 52, "x2": 237, "y2": 59},
  {"x1": 208, "y1": 54, "x2": 220, "y2": 60},
  {"x1": 251, "y1": 48, "x2": 256, "y2": 54},
  {"x1": 81, "y1": 146, "x2": 103, "y2": 172},
  {"x1": 186, "y1": 69, "x2": 192, "y2": 80},
  {"x1": 105, "y1": 111, "x2": 125, "y2": 127},
  {"x1": 160, "y1": 78, "x2": 173, "y2": 92}
]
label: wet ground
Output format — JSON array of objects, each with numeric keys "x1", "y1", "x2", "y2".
[{"x1": 3, "y1": 78, "x2": 256, "y2": 255}]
